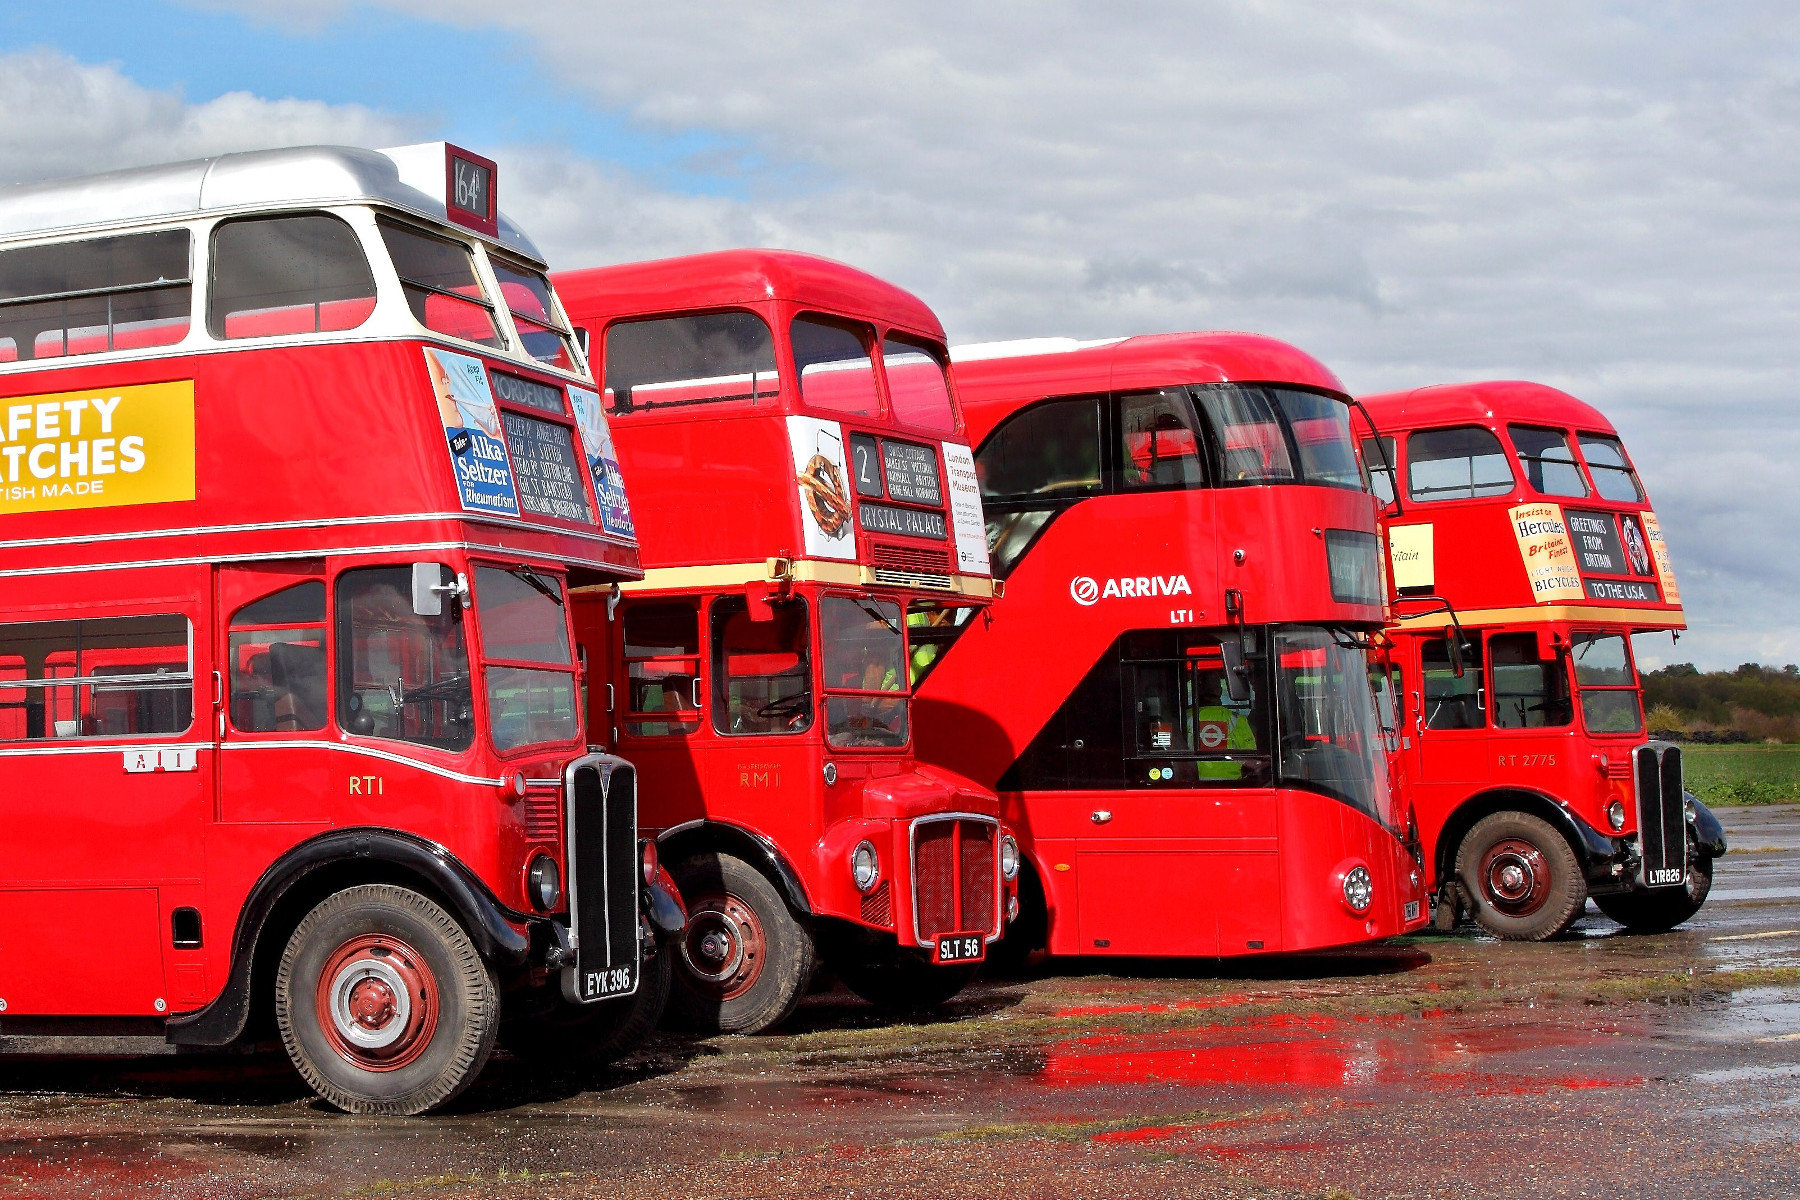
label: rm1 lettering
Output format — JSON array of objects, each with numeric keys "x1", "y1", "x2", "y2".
[{"x1": 582, "y1": 964, "x2": 636, "y2": 999}]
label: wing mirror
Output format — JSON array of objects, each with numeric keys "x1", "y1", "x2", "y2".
[{"x1": 412, "y1": 563, "x2": 468, "y2": 616}]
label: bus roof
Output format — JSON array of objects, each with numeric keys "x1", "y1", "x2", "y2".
[
  {"x1": 0, "y1": 143, "x2": 545, "y2": 263},
  {"x1": 555, "y1": 249, "x2": 946, "y2": 341},
  {"x1": 1360, "y1": 380, "x2": 1619, "y2": 437},
  {"x1": 949, "y1": 331, "x2": 1346, "y2": 444}
]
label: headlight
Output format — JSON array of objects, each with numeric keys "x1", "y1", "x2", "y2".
[
  {"x1": 641, "y1": 838, "x2": 660, "y2": 886},
  {"x1": 1000, "y1": 835, "x2": 1020, "y2": 882},
  {"x1": 852, "y1": 840, "x2": 880, "y2": 892},
  {"x1": 527, "y1": 854, "x2": 562, "y2": 912},
  {"x1": 1342, "y1": 865, "x2": 1373, "y2": 914},
  {"x1": 1607, "y1": 801, "x2": 1626, "y2": 832}
]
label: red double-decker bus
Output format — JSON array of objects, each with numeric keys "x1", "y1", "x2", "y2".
[
  {"x1": 0, "y1": 144, "x2": 682, "y2": 1113},
  {"x1": 555, "y1": 251, "x2": 1013, "y2": 1032},
  {"x1": 1359, "y1": 381, "x2": 1725, "y2": 939},
  {"x1": 914, "y1": 334, "x2": 1428, "y2": 960}
]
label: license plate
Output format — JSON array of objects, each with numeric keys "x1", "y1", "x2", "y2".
[
  {"x1": 1646, "y1": 867, "x2": 1684, "y2": 887},
  {"x1": 1404, "y1": 900, "x2": 1421, "y2": 922},
  {"x1": 576, "y1": 962, "x2": 637, "y2": 1001},
  {"x1": 934, "y1": 933, "x2": 985, "y2": 964}
]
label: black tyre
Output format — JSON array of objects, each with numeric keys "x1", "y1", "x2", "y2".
[
  {"x1": 1594, "y1": 856, "x2": 1714, "y2": 933},
  {"x1": 833, "y1": 948, "x2": 979, "y2": 1013},
  {"x1": 275, "y1": 884, "x2": 499, "y2": 1115},
  {"x1": 1456, "y1": 811, "x2": 1587, "y2": 941},
  {"x1": 501, "y1": 944, "x2": 673, "y2": 1069},
  {"x1": 665, "y1": 852, "x2": 815, "y2": 1034}
]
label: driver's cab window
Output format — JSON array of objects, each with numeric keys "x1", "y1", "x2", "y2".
[
  {"x1": 621, "y1": 602, "x2": 701, "y2": 737},
  {"x1": 336, "y1": 566, "x2": 472, "y2": 751},
  {"x1": 1488, "y1": 632, "x2": 1573, "y2": 729},
  {"x1": 230, "y1": 582, "x2": 327, "y2": 733},
  {"x1": 1120, "y1": 630, "x2": 1270, "y2": 787},
  {"x1": 1370, "y1": 660, "x2": 1404, "y2": 735},
  {"x1": 1422, "y1": 634, "x2": 1485, "y2": 730},
  {"x1": 712, "y1": 597, "x2": 811, "y2": 735}
]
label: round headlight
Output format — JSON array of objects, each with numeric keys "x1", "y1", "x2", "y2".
[
  {"x1": 851, "y1": 841, "x2": 880, "y2": 893},
  {"x1": 527, "y1": 854, "x2": 562, "y2": 912},
  {"x1": 1342, "y1": 865, "x2": 1373, "y2": 914},
  {"x1": 1607, "y1": 800, "x2": 1626, "y2": 832},
  {"x1": 1000, "y1": 835, "x2": 1020, "y2": 882}
]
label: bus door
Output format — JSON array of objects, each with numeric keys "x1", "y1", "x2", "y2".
[
  {"x1": 1075, "y1": 632, "x2": 1280, "y2": 956},
  {"x1": 1415, "y1": 631, "x2": 1488, "y2": 784},
  {"x1": 0, "y1": 571, "x2": 210, "y2": 1015}
]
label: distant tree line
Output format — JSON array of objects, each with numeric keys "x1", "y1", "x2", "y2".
[{"x1": 1642, "y1": 662, "x2": 1800, "y2": 743}]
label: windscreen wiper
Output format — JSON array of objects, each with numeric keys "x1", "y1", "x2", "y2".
[
  {"x1": 857, "y1": 599, "x2": 901, "y2": 636},
  {"x1": 509, "y1": 566, "x2": 564, "y2": 607}
]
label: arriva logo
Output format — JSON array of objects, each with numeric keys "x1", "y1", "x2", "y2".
[{"x1": 1069, "y1": 574, "x2": 1193, "y2": 606}]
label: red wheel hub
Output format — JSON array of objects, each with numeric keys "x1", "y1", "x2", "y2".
[
  {"x1": 679, "y1": 892, "x2": 765, "y2": 1002},
  {"x1": 1480, "y1": 838, "x2": 1550, "y2": 918},
  {"x1": 314, "y1": 934, "x2": 439, "y2": 1072}
]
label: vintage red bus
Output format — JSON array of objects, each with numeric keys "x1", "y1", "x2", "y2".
[
  {"x1": 1359, "y1": 381, "x2": 1725, "y2": 940},
  {"x1": 555, "y1": 251, "x2": 1013, "y2": 1032},
  {"x1": 913, "y1": 334, "x2": 1429, "y2": 960},
  {"x1": 0, "y1": 143, "x2": 683, "y2": 1114}
]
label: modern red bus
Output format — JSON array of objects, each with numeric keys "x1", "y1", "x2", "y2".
[
  {"x1": 0, "y1": 144, "x2": 682, "y2": 1113},
  {"x1": 914, "y1": 334, "x2": 1429, "y2": 960},
  {"x1": 1359, "y1": 381, "x2": 1725, "y2": 940},
  {"x1": 555, "y1": 251, "x2": 1013, "y2": 1032}
]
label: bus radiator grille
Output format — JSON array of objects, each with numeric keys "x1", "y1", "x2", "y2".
[
  {"x1": 914, "y1": 823, "x2": 958, "y2": 937},
  {"x1": 959, "y1": 821, "x2": 997, "y2": 936},
  {"x1": 860, "y1": 880, "x2": 893, "y2": 927}
]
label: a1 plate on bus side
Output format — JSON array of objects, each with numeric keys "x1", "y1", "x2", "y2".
[
  {"x1": 934, "y1": 932, "x2": 986, "y2": 965},
  {"x1": 1404, "y1": 901, "x2": 1422, "y2": 922}
]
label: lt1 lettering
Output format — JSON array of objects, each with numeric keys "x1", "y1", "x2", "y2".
[
  {"x1": 348, "y1": 775, "x2": 386, "y2": 795},
  {"x1": 1169, "y1": 608, "x2": 1196, "y2": 625}
]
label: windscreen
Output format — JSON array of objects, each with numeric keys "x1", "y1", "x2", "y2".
[
  {"x1": 820, "y1": 596, "x2": 907, "y2": 748},
  {"x1": 1273, "y1": 628, "x2": 1393, "y2": 826},
  {"x1": 1571, "y1": 631, "x2": 1643, "y2": 734},
  {"x1": 475, "y1": 566, "x2": 577, "y2": 752}
]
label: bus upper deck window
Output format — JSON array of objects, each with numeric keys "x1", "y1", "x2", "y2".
[
  {"x1": 0, "y1": 229, "x2": 191, "y2": 362},
  {"x1": 792, "y1": 315, "x2": 879, "y2": 418},
  {"x1": 1118, "y1": 390, "x2": 1205, "y2": 490},
  {"x1": 1192, "y1": 385, "x2": 1296, "y2": 483},
  {"x1": 210, "y1": 214, "x2": 376, "y2": 341},
  {"x1": 1577, "y1": 433, "x2": 1646, "y2": 503},
  {"x1": 490, "y1": 255, "x2": 577, "y2": 372},
  {"x1": 1275, "y1": 390, "x2": 1362, "y2": 488},
  {"x1": 603, "y1": 311, "x2": 776, "y2": 413},
  {"x1": 1406, "y1": 425, "x2": 1514, "y2": 502},
  {"x1": 1508, "y1": 425, "x2": 1588, "y2": 498},
  {"x1": 376, "y1": 218, "x2": 503, "y2": 351},
  {"x1": 976, "y1": 398, "x2": 1102, "y2": 501},
  {"x1": 880, "y1": 336, "x2": 956, "y2": 433}
]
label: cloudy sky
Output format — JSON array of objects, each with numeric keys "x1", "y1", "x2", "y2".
[{"x1": 0, "y1": 1, "x2": 1790, "y2": 670}]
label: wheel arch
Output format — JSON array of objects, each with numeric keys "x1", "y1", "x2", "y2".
[
  {"x1": 1433, "y1": 788, "x2": 1612, "y2": 888},
  {"x1": 656, "y1": 820, "x2": 813, "y2": 916},
  {"x1": 167, "y1": 828, "x2": 532, "y2": 1048}
]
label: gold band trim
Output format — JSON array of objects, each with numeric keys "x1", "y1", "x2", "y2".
[
  {"x1": 574, "y1": 558, "x2": 996, "y2": 600},
  {"x1": 1390, "y1": 604, "x2": 1686, "y2": 631}
]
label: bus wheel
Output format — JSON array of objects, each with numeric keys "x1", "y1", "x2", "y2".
[
  {"x1": 502, "y1": 944, "x2": 672, "y2": 1069},
  {"x1": 833, "y1": 949, "x2": 979, "y2": 1013},
  {"x1": 275, "y1": 884, "x2": 499, "y2": 1115},
  {"x1": 1456, "y1": 812, "x2": 1586, "y2": 941},
  {"x1": 1594, "y1": 856, "x2": 1714, "y2": 933},
  {"x1": 666, "y1": 852, "x2": 815, "y2": 1034}
]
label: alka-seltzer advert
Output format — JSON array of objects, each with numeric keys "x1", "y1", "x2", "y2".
[
  {"x1": 1508, "y1": 501, "x2": 1584, "y2": 603},
  {"x1": 426, "y1": 347, "x2": 520, "y2": 518},
  {"x1": 0, "y1": 381, "x2": 195, "y2": 516},
  {"x1": 569, "y1": 386, "x2": 635, "y2": 541}
]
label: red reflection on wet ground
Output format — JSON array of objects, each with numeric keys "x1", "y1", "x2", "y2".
[{"x1": 1053, "y1": 993, "x2": 1254, "y2": 1019}]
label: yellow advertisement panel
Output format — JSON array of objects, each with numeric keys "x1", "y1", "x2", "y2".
[
  {"x1": 1639, "y1": 510, "x2": 1681, "y2": 606},
  {"x1": 1509, "y1": 501, "x2": 1584, "y2": 602},
  {"x1": 0, "y1": 381, "x2": 195, "y2": 516},
  {"x1": 1387, "y1": 523, "x2": 1434, "y2": 592}
]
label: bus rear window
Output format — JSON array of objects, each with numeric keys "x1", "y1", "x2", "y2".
[
  {"x1": 603, "y1": 311, "x2": 777, "y2": 413},
  {"x1": 1407, "y1": 425, "x2": 1514, "y2": 502},
  {"x1": 793, "y1": 316, "x2": 879, "y2": 418},
  {"x1": 377, "y1": 219, "x2": 503, "y2": 350},
  {"x1": 491, "y1": 255, "x2": 577, "y2": 371},
  {"x1": 210, "y1": 213, "x2": 376, "y2": 340},
  {"x1": 1578, "y1": 433, "x2": 1645, "y2": 503},
  {"x1": 0, "y1": 229, "x2": 191, "y2": 362},
  {"x1": 881, "y1": 336, "x2": 956, "y2": 433}
]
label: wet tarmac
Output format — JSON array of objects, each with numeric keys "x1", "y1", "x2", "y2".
[{"x1": 6, "y1": 806, "x2": 1800, "y2": 1199}]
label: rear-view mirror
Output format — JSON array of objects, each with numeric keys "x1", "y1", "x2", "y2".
[{"x1": 1221, "y1": 639, "x2": 1253, "y2": 703}]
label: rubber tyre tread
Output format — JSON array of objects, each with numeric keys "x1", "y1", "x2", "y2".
[
  {"x1": 501, "y1": 945, "x2": 672, "y2": 1068},
  {"x1": 665, "y1": 852, "x2": 815, "y2": 1035},
  {"x1": 275, "y1": 883, "x2": 499, "y2": 1115},
  {"x1": 1456, "y1": 810, "x2": 1587, "y2": 941},
  {"x1": 1593, "y1": 856, "x2": 1714, "y2": 933},
  {"x1": 834, "y1": 952, "x2": 979, "y2": 1013}
]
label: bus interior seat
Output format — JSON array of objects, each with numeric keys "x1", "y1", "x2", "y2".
[{"x1": 268, "y1": 640, "x2": 327, "y2": 731}]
